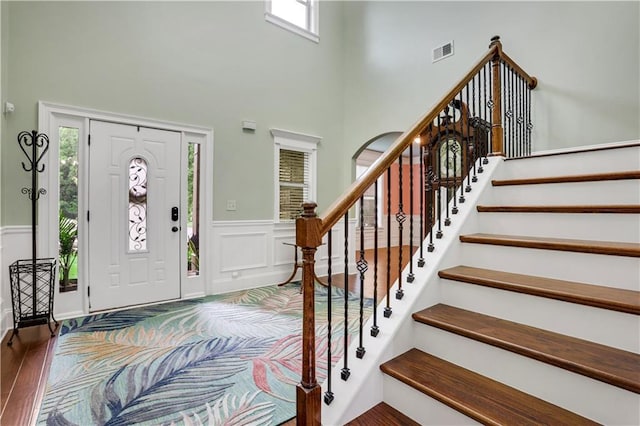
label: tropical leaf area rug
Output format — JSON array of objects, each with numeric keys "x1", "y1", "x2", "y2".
[{"x1": 37, "y1": 283, "x2": 372, "y2": 426}]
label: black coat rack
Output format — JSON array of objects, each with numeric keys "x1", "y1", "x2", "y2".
[{"x1": 8, "y1": 130, "x2": 58, "y2": 346}]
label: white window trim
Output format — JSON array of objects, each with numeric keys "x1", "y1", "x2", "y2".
[
  {"x1": 265, "y1": 0, "x2": 319, "y2": 43},
  {"x1": 271, "y1": 128, "x2": 321, "y2": 223}
]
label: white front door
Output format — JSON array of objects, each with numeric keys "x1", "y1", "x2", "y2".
[{"x1": 88, "y1": 121, "x2": 181, "y2": 311}]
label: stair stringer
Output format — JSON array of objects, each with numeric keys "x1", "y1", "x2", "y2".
[{"x1": 321, "y1": 157, "x2": 503, "y2": 426}]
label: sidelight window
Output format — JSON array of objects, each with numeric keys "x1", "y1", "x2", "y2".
[
  {"x1": 58, "y1": 126, "x2": 79, "y2": 292},
  {"x1": 187, "y1": 142, "x2": 200, "y2": 275}
]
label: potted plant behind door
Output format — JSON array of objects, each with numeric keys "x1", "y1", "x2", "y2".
[{"x1": 59, "y1": 214, "x2": 78, "y2": 292}]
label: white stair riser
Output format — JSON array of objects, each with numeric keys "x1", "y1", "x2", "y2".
[
  {"x1": 496, "y1": 145, "x2": 640, "y2": 179},
  {"x1": 382, "y1": 374, "x2": 480, "y2": 425},
  {"x1": 475, "y1": 212, "x2": 640, "y2": 243},
  {"x1": 440, "y1": 278, "x2": 640, "y2": 352},
  {"x1": 413, "y1": 326, "x2": 640, "y2": 425},
  {"x1": 460, "y1": 243, "x2": 640, "y2": 291},
  {"x1": 482, "y1": 180, "x2": 640, "y2": 205}
]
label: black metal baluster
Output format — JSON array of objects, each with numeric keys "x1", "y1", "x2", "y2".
[
  {"x1": 502, "y1": 63, "x2": 507, "y2": 157},
  {"x1": 324, "y1": 231, "x2": 334, "y2": 405},
  {"x1": 526, "y1": 79, "x2": 533, "y2": 155},
  {"x1": 341, "y1": 212, "x2": 350, "y2": 381},
  {"x1": 519, "y1": 74, "x2": 525, "y2": 157},
  {"x1": 485, "y1": 61, "x2": 491, "y2": 165},
  {"x1": 512, "y1": 67, "x2": 516, "y2": 157},
  {"x1": 396, "y1": 156, "x2": 405, "y2": 299},
  {"x1": 418, "y1": 143, "x2": 425, "y2": 267},
  {"x1": 509, "y1": 65, "x2": 515, "y2": 158},
  {"x1": 435, "y1": 114, "x2": 444, "y2": 239},
  {"x1": 426, "y1": 171, "x2": 435, "y2": 251},
  {"x1": 458, "y1": 90, "x2": 467, "y2": 203},
  {"x1": 371, "y1": 179, "x2": 380, "y2": 336},
  {"x1": 502, "y1": 62, "x2": 509, "y2": 157},
  {"x1": 513, "y1": 70, "x2": 518, "y2": 157},
  {"x1": 407, "y1": 141, "x2": 415, "y2": 283},
  {"x1": 424, "y1": 150, "x2": 435, "y2": 252},
  {"x1": 465, "y1": 83, "x2": 472, "y2": 193},
  {"x1": 356, "y1": 197, "x2": 367, "y2": 359},
  {"x1": 384, "y1": 168, "x2": 392, "y2": 318},
  {"x1": 516, "y1": 71, "x2": 521, "y2": 157},
  {"x1": 510, "y1": 65, "x2": 515, "y2": 157},
  {"x1": 479, "y1": 64, "x2": 487, "y2": 172},
  {"x1": 471, "y1": 74, "x2": 479, "y2": 183},
  {"x1": 516, "y1": 70, "x2": 521, "y2": 157},
  {"x1": 443, "y1": 108, "x2": 452, "y2": 227},
  {"x1": 451, "y1": 101, "x2": 459, "y2": 215}
]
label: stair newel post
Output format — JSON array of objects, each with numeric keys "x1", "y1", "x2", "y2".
[
  {"x1": 296, "y1": 202, "x2": 322, "y2": 426},
  {"x1": 489, "y1": 35, "x2": 504, "y2": 156}
]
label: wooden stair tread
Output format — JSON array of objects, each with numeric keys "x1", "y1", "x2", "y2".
[
  {"x1": 412, "y1": 304, "x2": 640, "y2": 393},
  {"x1": 459, "y1": 233, "x2": 640, "y2": 257},
  {"x1": 476, "y1": 205, "x2": 640, "y2": 214},
  {"x1": 438, "y1": 265, "x2": 640, "y2": 315},
  {"x1": 492, "y1": 170, "x2": 640, "y2": 186},
  {"x1": 380, "y1": 349, "x2": 599, "y2": 426},
  {"x1": 345, "y1": 402, "x2": 420, "y2": 426}
]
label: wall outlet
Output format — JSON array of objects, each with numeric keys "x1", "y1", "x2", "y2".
[{"x1": 226, "y1": 200, "x2": 237, "y2": 211}]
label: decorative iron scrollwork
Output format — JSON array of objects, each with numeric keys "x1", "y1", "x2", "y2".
[
  {"x1": 18, "y1": 131, "x2": 49, "y2": 173},
  {"x1": 129, "y1": 158, "x2": 148, "y2": 251},
  {"x1": 21, "y1": 187, "x2": 47, "y2": 201}
]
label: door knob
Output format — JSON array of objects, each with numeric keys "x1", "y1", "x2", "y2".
[{"x1": 172, "y1": 226, "x2": 179, "y2": 232}]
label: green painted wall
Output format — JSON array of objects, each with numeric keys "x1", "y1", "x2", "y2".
[
  {"x1": 1, "y1": 1, "x2": 347, "y2": 225},
  {"x1": 341, "y1": 1, "x2": 640, "y2": 157},
  {"x1": 0, "y1": 2, "x2": 7, "y2": 229},
  {"x1": 3, "y1": 1, "x2": 639, "y2": 226}
]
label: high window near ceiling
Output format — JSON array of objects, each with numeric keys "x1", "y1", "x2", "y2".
[{"x1": 265, "y1": 0, "x2": 319, "y2": 43}]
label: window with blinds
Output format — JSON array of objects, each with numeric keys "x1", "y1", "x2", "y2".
[{"x1": 279, "y1": 149, "x2": 310, "y2": 220}]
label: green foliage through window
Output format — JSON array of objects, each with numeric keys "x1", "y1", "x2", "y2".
[
  {"x1": 59, "y1": 127, "x2": 79, "y2": 220},
  {"x1": 59, "y1": 127, "x2": 79, "y2": 290}
]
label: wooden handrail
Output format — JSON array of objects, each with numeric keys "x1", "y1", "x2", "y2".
[
  {"x1": 501, "y1": 51, "x2": 538, "y2": 89},
  {"x1": 320, "y1": 41, "x2": 504, "y2": 235}
]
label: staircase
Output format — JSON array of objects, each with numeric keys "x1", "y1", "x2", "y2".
[{"x1": 347, "y1": 143, "x2": 640, "y2": 425}]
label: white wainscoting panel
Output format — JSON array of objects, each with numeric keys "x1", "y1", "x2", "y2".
[
  {"x1": 210, "y1": 219, "x2": 356, "y2": 294},
  {"x1": 1, "y1": 226, "x2": 33, "y2": 337},
  {"x1": 220, "y1": 232, "x2": 269, "y2": 272}
]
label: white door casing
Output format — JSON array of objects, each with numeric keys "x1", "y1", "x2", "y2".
[
  {"x1": 88, "y1": 121, "x2": 181, "y2": 311},
  {"x1": 38, "y1": 102, "x2": 212, "y2": 317}
]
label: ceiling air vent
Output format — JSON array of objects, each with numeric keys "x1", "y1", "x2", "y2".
[{"x1": 433, "y1": 41, "x2": 454, "y2": 63}]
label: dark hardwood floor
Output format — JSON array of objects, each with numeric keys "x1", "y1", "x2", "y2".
[
  {"x1": 0, "y1": 245, "x2": 414, "y2": 425},
  {"x1": 1, "y1": 324, "x2": 59, "y2": 426}
]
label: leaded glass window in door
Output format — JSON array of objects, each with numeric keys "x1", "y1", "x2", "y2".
[{"x1": 128, "y1": 157, "x2": 148, "y2": 252}]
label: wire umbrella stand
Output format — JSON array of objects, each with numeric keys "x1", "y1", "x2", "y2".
[{"x1": 7, "y1": 130, "x2": 58, "y2": 346}]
